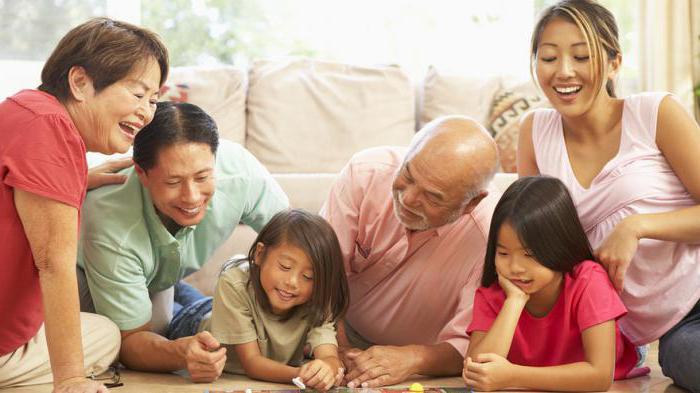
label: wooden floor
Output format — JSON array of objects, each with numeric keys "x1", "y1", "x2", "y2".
[{"x1": 5, "y1": 342, "x2": 687, "y2": 393}]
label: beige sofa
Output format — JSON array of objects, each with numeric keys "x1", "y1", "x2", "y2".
[{"x1": 142, "y1": 58, "x2": 536, "y2": 295}]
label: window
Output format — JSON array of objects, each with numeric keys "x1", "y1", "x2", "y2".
[
  {"x1": 141, "y1": 0, "x2": 535, "y2": 79},
  {"x1": 0, "y1": 0, "x2": 139, "y2": 97},
  {"x1": 1, "y1": 0, "x2": 640, "y2": 97}
]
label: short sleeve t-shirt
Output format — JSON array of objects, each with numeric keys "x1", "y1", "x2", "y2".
[
  {"x1": 468, "y1": 261, "x2": 639, "y2": 380},
  {"x1": 204, "y1": 267, "x2": 338, "y2": 374},
  {"x1": 0, "y1": 90, "x2": 87, "y2": 355}
]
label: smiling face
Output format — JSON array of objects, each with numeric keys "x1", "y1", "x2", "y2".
[
  {"x1": 390, "y1": 118, "x2": 496, "y2": 232},
  {"x1": 535, "y1": 17, "x2": 619, "y2": 119},
  {"x1": 136, "y1": 142, "x2": 216, "y2": 230},
  {"x1": 256, "y1": 242, "x2": 314, "y2": 316},
  {"x1": 391, "y1": 163, "x2": 462, "y2": 231},
  {"x1": 73, "y1": 57, "x2": 162, "y2": 154},
  {"x1": 494, "y1": 221, "x2": 562, "y2": 303},
  {"x1": 391, "y1": 153, "x2": 475, "y2": 231}
]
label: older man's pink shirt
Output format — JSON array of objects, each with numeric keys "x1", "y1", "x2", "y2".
[{"x1": 320, "y1": 146, "x2": 498, "y2": 355}]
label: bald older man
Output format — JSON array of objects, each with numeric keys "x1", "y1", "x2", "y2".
[{"x1": 320, "y1": 116, "x2": 500, "y2": 387}]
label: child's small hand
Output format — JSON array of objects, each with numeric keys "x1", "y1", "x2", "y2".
[
  {"x1": 463, "y1": 354, "x2": 513, "y2": 392},
  {"x1": 298, "y1": 359, "x2": 335, "y2": 391},
  {"x1": 497, "y1": 274, "x2": 529, "y2": 302}
]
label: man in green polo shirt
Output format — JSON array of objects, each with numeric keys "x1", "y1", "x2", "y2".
[{"x1": 77, "y1": 102, "x2": 288, "y2": 382}]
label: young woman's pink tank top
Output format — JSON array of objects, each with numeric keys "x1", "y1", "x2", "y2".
[{"x1": 532, "y1": 92, "x2": 700, "y2": 344}]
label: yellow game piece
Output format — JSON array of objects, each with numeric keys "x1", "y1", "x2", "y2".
[{"x1": 409, "y1": 382, "x2": 424, "y2": 392}]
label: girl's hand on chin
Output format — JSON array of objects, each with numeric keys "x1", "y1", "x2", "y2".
[{"x1": 497, "y1": 274, "x2": 529, "y2": 302}]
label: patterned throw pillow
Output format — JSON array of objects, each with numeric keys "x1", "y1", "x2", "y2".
[
  {"x1": 159, "y1": 83, "x2": 190, "y2": 103},
  {"x1": 488, "y1": 86, "x2": 548, "y2": 172}
]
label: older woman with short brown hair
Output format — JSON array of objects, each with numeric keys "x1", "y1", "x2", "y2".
[{"x1": 0, "y1": 18, "x2": 168, "y2": 392}]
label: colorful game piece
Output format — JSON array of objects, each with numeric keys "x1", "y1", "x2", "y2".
[
  {"x1": 292, "y1": 377, "x2": 306, "y2": 389},
  {"x1": 409, "y1": 383, "x2": 424, "y2": 392}
]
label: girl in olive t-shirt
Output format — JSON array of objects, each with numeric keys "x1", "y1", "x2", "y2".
[{"x1": 209, "y1": 209, "x2": 349, "y2": 390}]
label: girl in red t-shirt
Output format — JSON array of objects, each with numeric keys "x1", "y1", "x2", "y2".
[{"x1": 464, "y1": 176, "x2": 648, "y2": 391}]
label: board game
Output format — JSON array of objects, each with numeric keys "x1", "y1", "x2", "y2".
[{"x1": 205, "y1": 388, "x2": 471, "y2": 393}]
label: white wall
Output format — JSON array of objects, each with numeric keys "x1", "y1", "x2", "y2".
[{"x1": 0, "y1": 60, "x2": 43, "y2": 99}]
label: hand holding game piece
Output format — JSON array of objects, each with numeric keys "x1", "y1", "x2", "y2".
[
  {"x1": 184, "y1": 331, "x2": 227, "y2": 383},
  {"x1": 298, "y1": 359, "x2": 336, "y2": 391}
]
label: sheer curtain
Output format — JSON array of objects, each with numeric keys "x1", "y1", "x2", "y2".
[{"x1": 639, "y1": 0, "x2": 698, "y2": 117}]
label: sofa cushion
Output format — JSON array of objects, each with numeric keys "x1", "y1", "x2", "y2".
[
  {"x1": 419, "y1": 65, "x2": 501, "y2": 128},
  {"x1": 488, "y1": 79, "x2": 549, "y2": 173},
  {"x1": 246, "y1": 58, "x2": 415, "y2": 173},
  {"x1": 160, "y1": 66, "x2": 247, "y2": 144}
]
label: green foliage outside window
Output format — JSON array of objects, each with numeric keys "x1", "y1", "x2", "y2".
[
  {"x1": 141, "y1": 0, "x2": 316, "y2": 66},
  {"x1": 0, "y1": 0, "x2": 106, "y2": 61}
]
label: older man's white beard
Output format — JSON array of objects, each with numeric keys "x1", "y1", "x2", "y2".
[
  {"x1": 392, "y1": 193, "x2": 463, "y2": 231},
  {"x1": 392, "y1": 192, "x2": 426, "y2": 231}
]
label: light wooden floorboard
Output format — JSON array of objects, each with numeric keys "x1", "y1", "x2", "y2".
[{"x1": 4, "y1": 342, "x2": 687, "y2": 393}]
